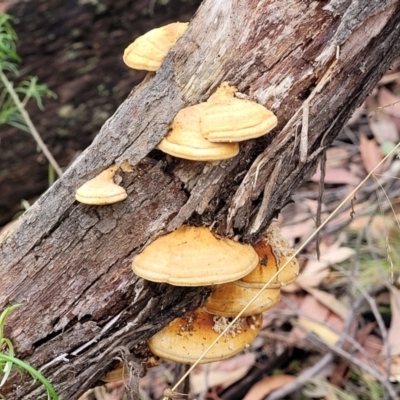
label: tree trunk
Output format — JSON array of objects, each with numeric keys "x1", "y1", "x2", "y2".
[{"x1": 1, "y1": 0, "x2": 400, "y2": 398}]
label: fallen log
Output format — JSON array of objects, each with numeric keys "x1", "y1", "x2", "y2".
[{"x1": 1, "y1": 0, "x2": 400, "y2": 398}]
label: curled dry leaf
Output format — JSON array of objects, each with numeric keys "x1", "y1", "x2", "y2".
[
  {"x1": 349, "y1": 214, "x2": 392, "y2": 237},
  {"x1": 294, "y1": 246, "x2": 355, "y2": 289},
  {"x1": 190, "y1": 353, "x2": 256, "y2": 394},
  {"x1": 243, "y1": 375, "x2": 295, "y2": 400},
  {"x1": 297, "y1": 319, "x2": 340, "y2": 345},
  {"x1": 359, "y1": 133, "x2": 385, "y2": 174},
  {"x1": 325, "y1": 146, "x2": 353, "y2": 168},
  {"x1": 299, "y1": 286, "x2": 348, "y2": 320},
  {"x1": 387, "y1": 288, "x2": 400, "y2": 357},
  {"x1": 389, "y1": 356, "x2": 400, "y2": 382},
  {"x1": 378, "y1": 87, "x2": 400, "y2": 118},
  {"x1": 311, "y1": 167, "x2": 360, "y2": 185},
  {"x1": 290, "y1": 295, "x2": 330, "y2": 342},
  {"x1": 366, "y1": 96, "x2": 399, "y2": 144},
  {"x1": 279, "y1": 218, "x2": 316, "y2": 243}
]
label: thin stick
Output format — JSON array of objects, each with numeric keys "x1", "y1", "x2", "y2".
[
  {"x1": 164, "y1": 142, "x2": 400, "y2": 399},
  {"x1": 300, "y1": 100, "x2": 309, "y2": 163},
  {"x1": 316, "y1": 150, "x2": 326, "y2": 259},
  {"x1": 0, "y1": 70, "x2": 63, "y2": 177}
]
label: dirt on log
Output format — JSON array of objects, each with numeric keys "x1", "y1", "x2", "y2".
[
  {"x1": 0, "y1": 0, "x2": 201, "y2": 225},
  {"x1": 1, "y1": 0, "x2": 400, "y2": 399}
]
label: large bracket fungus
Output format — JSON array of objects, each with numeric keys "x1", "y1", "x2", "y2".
[
  {"x1": 200, "y1": 82, "x2": 278, "y2": 142},
  {"x1": 147, "y1": 308, "x2": 262, "y2": 364},
  {"x1": 131, "y1": 225, "x2": 259, "y2": 286}
]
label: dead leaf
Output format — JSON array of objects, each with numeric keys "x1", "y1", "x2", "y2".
[
  {"x1": 387, "y1": 288, "x2": 400, "y2": 356},
  {"x1": 295, "y1": 258, "x2": 330, "y2": 288},
  {"x1": 359, "y1": 133, "x2": 385, "y2": 174},
  {"x1": 389, "y1": 355, "x2": 400, "y2": 382},
  {"x1": 243, "y1": 375, "x2": 295, "y2": 400},
  {"x1": 333, "y1": 201, "x2": 369, "y2": 226},
  {"x1": 290, "y1": 295, "x2": 330, "y2": 341},
  {"x1": 300, "y1": 286, "x2": 348, "y2": 320},
  {"x1": 378, "y1": 87, "x2": 400, "y2": 118},
  {"x1": 349, "y1": 214, "x2": 391, "y2": 237},
  {"x1": 366, "y1": 96, "x2": 399, "y2": 144},
  {"x1": 279, "y1": 219, "x2": 316, "y2": 242},
  {"x1": 321, "y1": 246, "x2": 356, "y2": 265},
  {"x1": 190, "y1": 353, "x2": 256, "y2": 394},
  {"x1": 356, "y1": 334, "x2": 383, "y2": 367},
  {"x1": 379, "y1": 71, "x2": 400, "y2": 85},
  {"x1": 325, "y1": 147, "x2": 353, "y2": 168},
  {"x1": 312, "y1": 168, "x2": 360, "y2": 185},
  {"x1": 297, "y1": 319, "x2": 340, "y2": 345}
]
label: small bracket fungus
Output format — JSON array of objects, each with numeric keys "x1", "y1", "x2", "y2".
[
  {"x1": 157, "y1": 104, "x2": 239, "y2": 161},
  {"x1": 200, "y1": 82, "x2": 278, "y2": 142},
  {"x1": 75, "y1": 165, "x2": 127, "y2": 205},
  {"x1": 203, "y1": 282, "x2": 280, "y2": 318},
  {"x1": 123, "y1": 22, "x2": 189, "y2": 71},
  {"x1": 147, "y1": 308, "x2": 262, "y2": 364},
  {"x1": 238, "y1": 225, "x2": 300, "y2": 289},
  {"x1": 132, "y1": 226, "x2": 259, "y2": 286},
  {"x1": 100, "y1": 362, "x2": 128, "y2": 383}
]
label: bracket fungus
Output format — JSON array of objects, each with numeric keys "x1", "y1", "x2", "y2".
[
  {"x1": 75, "y1": 165, "x2": 127, "y2": 205},
  {"x1": 132, "y1": 226, "x2": 259, "y2": 286},
  {"x1": 239, "y1": 225, "x2": 300, "y2": 289},
  {"x1": 100, "y1": 362, "x2": 128, "y2": 383},
  {"x1": 200, "y1": 82, "x2": 278, "y2": 142},
  {"x1": 123, "y1": 22, "x2": 189, "y2": 71},
  {"x1": 204, "y1": 282, "x2": 280, "y2": 317},
  {"x1": 148, "y1": 308, "x2": 262, "y2": 364},
  {"x1": 157, "y1": 104, "x2": 239, "y2": 161}
]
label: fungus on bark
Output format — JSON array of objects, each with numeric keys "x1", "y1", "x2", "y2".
[
  {"x1": 200, "y1": 82, "x2": 278, "y2": 142},
  {"x1": 239, "y1": 225, "x2": 300, "y2": 288},
  {"x1": 157, "y1": 104, "x2": 239, "y2": 161},
  {"x1": 203, "y1": 282, "x2": 280, "y2": 317},
  {"x1": 123, "y1": 22, "x2": 189, "y2": 71},
  {"x1": 132, "y1": 226, "x2": 258, "y2": 286},
  {"x1": 75, "y1": 165, "x2": 127, "y2": 205},
  {"x1": 147, "y1": 308, "x2": 262, "y2": 364}
]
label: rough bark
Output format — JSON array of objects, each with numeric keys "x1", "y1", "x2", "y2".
[{"x1": 1, "y1": 0, "x2": 400, "y2": 398}]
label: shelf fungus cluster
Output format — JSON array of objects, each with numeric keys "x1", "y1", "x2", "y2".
[
  {"x1": 157, "y1": 82, "x2": 278, "y2": 161},
  {"x1": 75, "y1": 22, "x2": 278, "y2": 205},
  {"x1": 123, "y1": 22, "x2": 278, "y2": 161},
  {"x1": 131, "y1": 225, "x2": 299, "y2": 364}
]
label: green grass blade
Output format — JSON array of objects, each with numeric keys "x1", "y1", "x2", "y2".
[{"x1": 0, "y1": 354, "x2": 58, "y2": 400}]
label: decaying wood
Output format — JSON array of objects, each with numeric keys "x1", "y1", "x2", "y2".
[{"x1": 1, "y1": 0, "x2": 400, "y2": 398}]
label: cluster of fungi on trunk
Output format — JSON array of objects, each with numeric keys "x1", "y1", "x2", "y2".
[{"x1": 74, "y1": 22, "x2": 299, "y2": 385}]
